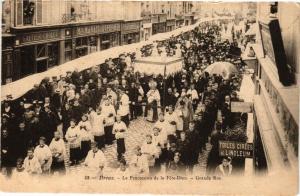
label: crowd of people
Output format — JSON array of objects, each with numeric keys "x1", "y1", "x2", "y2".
[{"x1": 1, "y1": 20, "x2": 246, "y2": 179}]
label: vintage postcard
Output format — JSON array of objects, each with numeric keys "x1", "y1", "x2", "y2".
[{"x1": 0, "y1": 1, "x2": 299, "y2": 194}]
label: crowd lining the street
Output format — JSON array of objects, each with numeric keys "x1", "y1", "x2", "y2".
[{"x1": 1, "y1": 20, "x2": 248, "y2": 179}]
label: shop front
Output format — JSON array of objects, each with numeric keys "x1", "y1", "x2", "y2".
[
  {"x1": 73, "y1": 21, "x2": 121, "y2": 53},
  {"x1": 152, "y1": 23, "x2": 166, "y2": 35},
  {"x1": 12, "y1": 29, "x2": 62, "y2": 79},
  {"x1": 175, "y1": 15, "x2": 184, "y2": 28},
  {"x1": 152, "y1": 14, "x2": 167, "y2": 35},
  {"x1": 141, "y1": 18, "x2": 152, "y2": 41},
  {"x1": 121, "y1": 20, "x2": 141, "y2": 45},
  {"x1": 2, "y1": 34, "x2": 15, "y2": 85},
  {"x1": 166, "y1": 19, "x2": 176, "y2": 32}
]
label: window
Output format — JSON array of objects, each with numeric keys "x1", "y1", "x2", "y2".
[
  {"x1": 16, "y1": 0, "x2": 41, "y2": 26},
  {"x1": 65, "y1": 40, "x2": 72, "y2": 62},
  {"x1": 88, "y1": 36, "x2": 97, "y2": 53},
  {"x1": 48, "y1": 43, "x2": 59, "y2": 68}
]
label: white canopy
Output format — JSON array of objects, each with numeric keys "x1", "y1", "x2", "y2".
[
  {"x1": 204, "y1": 61, "x2": 238, "y2": 79},
  {"x1": 1, "y1": 16, "x2": 234, "y2": 101},
  {"x1": 134, "y1": 56, "x2": 183, "y2": 76}
]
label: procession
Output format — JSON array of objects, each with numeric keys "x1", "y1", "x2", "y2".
[
  {"x1": 1, "y1": 3, "x2": 299, "y2": 192},
  {"x1": 1, "y1": 17, "x2": 251, "y2": 180}
]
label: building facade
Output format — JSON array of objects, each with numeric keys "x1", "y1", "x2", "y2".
[
  {"x1": 1, "y1": 0, "x2": 142, "y2": 84},
  {"x1": 2, "y1": 0, "x2": 199, "y2": 84},
  {"x1": 252, "y1": 2, "x2": 299, "y2": 175}
]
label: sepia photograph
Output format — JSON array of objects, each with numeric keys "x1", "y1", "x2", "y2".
[{"x1": 0, "y1": 0, "x2": 299, "y2": 194}]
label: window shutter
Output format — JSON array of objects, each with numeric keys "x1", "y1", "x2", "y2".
[
  {"x1": 36, "y1": 0, "x2": 42, "y2": 24},
  {"x1": 16, "y1": 0, "x2": 23, "y2": 26}
]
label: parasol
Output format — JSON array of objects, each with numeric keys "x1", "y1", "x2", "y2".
[{"x1": 204, "y1": 62, "x2": 238, "y2": 79}]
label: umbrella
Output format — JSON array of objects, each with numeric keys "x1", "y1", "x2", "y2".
[{"x1": 204, "y1": 62, "x2": 238, "y2": 79}]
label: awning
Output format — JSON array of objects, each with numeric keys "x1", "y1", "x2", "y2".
[{"x1": 1, "y1": 16, "x2": 234, "y2": 101}]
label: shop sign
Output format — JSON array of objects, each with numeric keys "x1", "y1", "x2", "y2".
[
  {"x1": 166, "y1": 20, "x2": 175, "y2": 27},
  {"x1": 231, "y1": 101, "x2": 252, "y2": 113},
  {"x1": 219, "y1": 141, "x2": 253, "y2": 158},
  {"x1": 122, "y1": 21, "x2": 140, "y2": 32},
  {"x1": 20, "y1": 30, "x2": 60, "y2": 44},
  {"x1": 75, "y1": 23, "x2": 121, "y2": 36}
]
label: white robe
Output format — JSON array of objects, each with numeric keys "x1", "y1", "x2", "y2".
[
  {"x1": 65, "y1": 126, "x2": 81, "y2": 148},
  {"x1": 34, "y1": 145, "x2": 52, "y2": 172},
  {"x1": 130, "y1": 154, "x2": 149, "y2": 176},
  {"x1": 91, "y1": 113, "x2": 105, "y2": 136},
  {"x1": 118, "y1": 94, "x2": 130, "y2": 116},
  {"x1": 78, "y1": 120, "x2": 93, "y2": 141},
  {"x1": 112, "y1": 121, "x2": 127, "y2": 139},
  {"x1": 84, "y1": 149, "x2": 106, "y2": 177},
  {"x1": 23, "y1": 156, "x2": 42, "y2": 175},
  {"x1": 164, "y1": 112, "x2": 177, "y2": 135},
  {"x1": 49, "y1": 138, "x2": 66, "y2": 162},
  {"x1": 101, "y1": 104, "x2": 116, "y2": 126}
]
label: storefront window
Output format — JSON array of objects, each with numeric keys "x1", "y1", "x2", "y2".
[
  {"x1": 76, "y1": 37, "x2": 88, "y2": 58},
  {"x1": 48, "y1": 43, "x2": 59, "y2": 68},
  {"x1": 20, "y1": 46, "x2": 35, "y2": 77},
  {"x1": 88, "y1": 36, "x2": 97, "y2": 53},
  {"x1": 65, "y1": 40, "x2": 72, "y2": 62}
]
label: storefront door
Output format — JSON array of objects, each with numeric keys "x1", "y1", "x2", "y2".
[{"x1": 20, "y1": 45, "x2": 35, "y2": 77}]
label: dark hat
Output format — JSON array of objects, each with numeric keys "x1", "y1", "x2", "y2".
[{"x1": 6, "y1": 94, "x2": 13, "y2": 99}]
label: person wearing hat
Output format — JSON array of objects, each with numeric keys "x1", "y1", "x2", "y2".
[
  {"x1": 34, "y1": 136, "x2": 52, "y2": 174},
  {"x1": 84, "y1": 142, "x2": 106, "y2": 178},
  {"x1": 49, "y1": 131, "x2": 66, "y2": 175},
  {"x1": 65, "y1": 119, "x2": 81, "y2": 166},
  {"x1": 130, "y1": 146, "x2": 149, "y2": 176},
  {"x1": 23, "y1": 147, "x2": 42, "y2": 176}
]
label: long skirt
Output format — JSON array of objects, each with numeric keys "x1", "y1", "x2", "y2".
[
  {"x1": 116, "y1": 138, "x2": 125, "y2": 160},
  {"x1": 104, "y1": 125, "x2": 114, "y2": 145},
  {"x1": 121, "y1": 114, "x2": 130, "y2": 127},
  {"x1": 94, "y1": 135, "x2": 105, "y2": 149},
  {"x1": 146, "y1": 101, "x2": 158, "y2": 122},
  {"x1": 70, "y1": 147, "x2": 80, "y2": 165},
  {"x1": 80, "y1": 140, "x2": 91, "y2": 160}
]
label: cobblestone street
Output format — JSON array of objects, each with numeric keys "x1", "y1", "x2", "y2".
[{"x1": 65, "y1": 117, "x2": 212, "y2": 176}]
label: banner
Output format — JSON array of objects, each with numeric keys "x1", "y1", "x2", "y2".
[{"x1": 219, "y1": 140, "x2": 253, "y2": 158}]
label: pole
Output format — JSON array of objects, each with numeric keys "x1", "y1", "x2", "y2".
[{"x1": 163, "y1": 64, "x2": 167, "y2": 113}]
